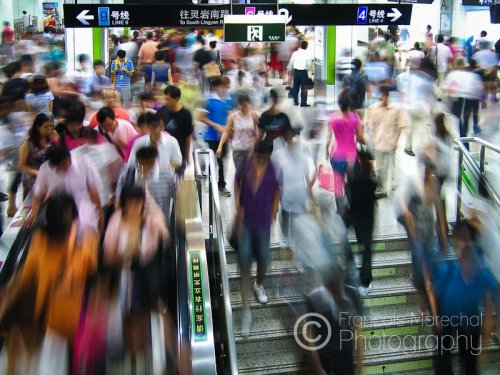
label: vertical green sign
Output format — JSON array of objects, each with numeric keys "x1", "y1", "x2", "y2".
[{"x1": 190, "y1": 251, "x2": 207, "y2": 342}]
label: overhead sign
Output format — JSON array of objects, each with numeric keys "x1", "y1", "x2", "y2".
[
  {"x1": 63, "y1": 3, "x2": 412, "y2": 28},
  {"x1": 224, "y1": 14, "x2": 285, "y2": 42},
  {"x1": 388, "y1": 0, "x2": 433, "y2": 3},
  {"x1": 462, "y1": 0, "x2": 499, "y2": 5}
]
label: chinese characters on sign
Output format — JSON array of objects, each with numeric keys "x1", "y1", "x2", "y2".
[
  {"x1": 191, "y1": 252, "x2": 206, "y2": 341},
  {"x1": 179, "y1": 8, "x2": 229, "y2": 26}
]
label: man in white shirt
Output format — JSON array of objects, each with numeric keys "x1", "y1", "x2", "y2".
[
  {"x1": 428, "y1": 34, "x2": 453, "y2": 85},
  {"x1": 27, "y1": 146, "x2": 103, "y2": 232},
  {"x1": 128, "y1": 112, "x2": 182, "y2": 170},
  {"x1": 96, "y1": 106, "x2": 138, "y2": 157},
  {"x1": 288, "y1": 40, "x2": 311, "y2": 107}
]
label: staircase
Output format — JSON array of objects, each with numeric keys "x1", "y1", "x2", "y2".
[{"x1": 226, "y1": 235, "x2": 500, "y2": 375}]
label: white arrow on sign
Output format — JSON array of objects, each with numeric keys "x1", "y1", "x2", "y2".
[
  {"x1": 278, "y1": 8, "x2": 292, "y2": 25},
  {"x1": 76, "y1": 10, "x2": 94, "y2": 25},
  {"x1": 387, "y1": 8, "x2": 402, "y2": 22}
]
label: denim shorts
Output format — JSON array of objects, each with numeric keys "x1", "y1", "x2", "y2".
[{"x1": 237, "y1": 224, "x2": 271, "y2": 274}]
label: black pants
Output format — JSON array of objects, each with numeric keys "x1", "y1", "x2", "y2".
[
  {"x1": 451, "y1": 97, "x2": 480, "y2": 144},
  {"x1": 351, "y1": 215, "x2": 374, "y2": 287},
  {"x1": 8, "y1": 172, "x2": 22, "y2": 195},
  {"x1": 292, "y1": 69, "x2": 308, "y2": 106},
  {"x1": 435, "y1": 326, "x2": 480, "y2": 375},
  {"x1": 207, "y1": 140, "x2": 227, "y2": 189}
]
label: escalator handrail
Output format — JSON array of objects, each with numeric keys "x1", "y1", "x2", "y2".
[
  {"x1": 455, "y1": 137, "x2": 500, "y2": 223},
  {"x1": 193, "y1": 149, "x2": 239, "y2": 375}
]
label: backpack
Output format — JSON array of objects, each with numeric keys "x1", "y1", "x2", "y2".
[{"x1": 342, "y1": 74, "x2": 365, "y2": 109}]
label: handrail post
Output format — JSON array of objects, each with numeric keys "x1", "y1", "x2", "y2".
[
  {"x1": 456, "y1": 148, "x2": 463, "y2": 225},
  {"x1": 479, "y1": 145, "x2": 486, "y2": 174}
]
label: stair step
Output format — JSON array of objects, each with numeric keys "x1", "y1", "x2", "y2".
[
  {"x1": 230, "y1": 276, "x2": 418, "y2": 310},
  {"x1": 224, "y1": 236, "x2": 412, "y2": 263}
]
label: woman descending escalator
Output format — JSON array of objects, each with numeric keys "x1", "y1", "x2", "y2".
[{"x1": 0, "y1": 193, "x2": 99, "y2": 374}]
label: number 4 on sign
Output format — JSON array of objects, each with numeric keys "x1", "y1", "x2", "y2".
[{"x1": 357, "y1": 6, "x2": 368, "y2": 24}]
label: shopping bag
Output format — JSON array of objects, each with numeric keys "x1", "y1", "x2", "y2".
[
  {"x1": 318, "y1": 164, "x2": 335, "y2": 193},
  {"x1": 203, "y1": 61, "x2": 221, "y2": 78}
]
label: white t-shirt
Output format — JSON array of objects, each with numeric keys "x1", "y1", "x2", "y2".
[
  {"x1": 429, "y1": 43, "x2": 453, "y2": 73},
  {"x1": 444, "y1": 70, "x2": 483, "y2": 100},
  {"x1": 127, "y1": 132, "x2": 182, "y2": 169},
  {"x1": 472, "y1": 49, "x2": 498, "y2": 69},
  {"x1": 406, "y1": 49, "x2": 425, "y2": 70}
]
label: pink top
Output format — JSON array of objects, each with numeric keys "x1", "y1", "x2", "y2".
[
  {"x1": 109, "y1": 119, "x2": 138, "y2": 155},
  {"x1": 329, "y1": 111, "x2": 361, "y2": 163}
]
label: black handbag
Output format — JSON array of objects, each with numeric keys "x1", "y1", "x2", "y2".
[{"x1": 306, "y1": 76, "x2": 314, "y2": 90}]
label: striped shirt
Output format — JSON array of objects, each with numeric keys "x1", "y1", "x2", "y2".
[{"x1": 111, "y1": 58, "x2": 134, "y2": 88}]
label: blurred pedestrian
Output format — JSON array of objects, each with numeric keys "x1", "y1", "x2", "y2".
[
  {"x1": 18, "y1": 113, "x2": 58, "y2": 199},
  {"x1": 234, "y1": 141, "x2": 280, "y2": 337}
]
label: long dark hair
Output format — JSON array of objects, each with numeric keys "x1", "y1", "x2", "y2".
[
  {"x1": 43, "y1": 193, "x2": 78, "y2": 241},
  {"x1": 434, "y1": 113, "x2": 450, "y2": 142},
  {"x1": 29, "y1": 113, "x2": 53, "y2": 148}
]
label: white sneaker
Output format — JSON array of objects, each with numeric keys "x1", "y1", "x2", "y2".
[
  {"x1": 253, "y1": 282, "x2": 268, "y2": 304},
  {"x1": 358, "y1": 284, "x2": 373, "y2": 298},
  {"x1": 241, "y1": 309, "x2": 252, "y2": 338}
]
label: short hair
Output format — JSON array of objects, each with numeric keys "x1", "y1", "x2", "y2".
[
  {"x1": 414, "y1": 42, "x2": 421, "y2": 50},
  {"x1": 78, "y1": 54, "x2": 90, "y2": 64},
  {"x1": 210, "y1": 77, "x2": 223, "y2": 91},
  {"x1": 93, "y1": 60, "x2": 105, "y2": 68},
  {"x1": 300, "y1": 40, "x2": 308, "y2": 49},
  {"x1": 117, "y1": 50, "x2": 126, "y2": 58},
  {"x1": 480, "y1": 30, "x2": 487, "y2": 37},
  {"x1": 23, "y1": 11, "x2": 27, "y2": 15},
  {"x1": 43, "y1": 193, "x2": 78, "y2": 240},
  {"x1": 65, "y1": 102, "x2": 86, "y2": 124},
  {"x1": 237, "y1": 93, "x2": 251, "y2": 106},
  {"x1": 139, "y1": 91, "x2": 155, "y2": 102},
  {"x1": 119, "y1": 184, "x2": 145, "y2": 213},
  {"x1": 48, "y1": 145, "x2": 71, "y2": 167},
  {"x1": 384, "y1": 33, "x2": 390, "y2": 42},
  {"x1": 136, "y1": 146, "x2": 159, "y2": 161},
  {"x1": 149, "y1": 112, "x2": 164, "y2": 126},
  {"x1": 96, "y1": 106, "x2": 115, "y2": 123},
  {"x1": 20, "y1": 54, "x2": 33, "y2": 65},
  {"x1": 164, "y1": 85, "x2": 181, "y2": 99},
  {"x1": 352, "y1": 58, "x2": 362, "y2": 70},
  {"x1": 379, "y1": 86, "x2": 390, "y2": 96},
  {"x1": 254, "y1": 140, "x2": 273, "y2": 155},
  {"x1": 31, "y1": 75, "x2": 50, "y2": 94},
  {"x1": 44, "y1": 26, "x2": 50, "y2": 33},
  {"x1": 146, "y1": 32, "x2": 154, "y2": 39},
  {"x1": 3, "y1": 60, "x2": 21, "y2": 78},
  {"x1": 197, "y1": 35, "x2": 205, "y2": 46},
  {"x1": 137, "y1": 112, "x2": 155, "y2": 127},
  {"x1": 155, "y1": 50, "x2": 167, "y2": 62},
  {"x1": 209, "y1": 40, "x2": 217, "y2": 49},
  {"x1": 437, "y1": 34, "x2": 444, "y2": 43},
  {"x1": 427, "y1": 25, "x2": 431, "y2": 30}
]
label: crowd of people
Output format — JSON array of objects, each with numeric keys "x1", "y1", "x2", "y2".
[{"x1": 0, "y1": 23, "x2": 498, "y2": 375}]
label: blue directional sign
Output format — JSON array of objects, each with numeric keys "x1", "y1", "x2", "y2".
[{"x1": 357, "y1": 6, "x2": 368, "y2": 24}]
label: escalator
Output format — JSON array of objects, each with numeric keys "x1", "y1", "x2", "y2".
[{"x1": 0, "y1": 168, "x2": 224, "y2": 374}]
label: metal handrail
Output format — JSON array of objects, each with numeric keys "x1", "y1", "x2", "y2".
[
  {"x1": 193, "y1": 149, "x2": 239, "y2": 375},
  {"x1": 455, "y1": 137, "x2": 500, "y2": 223},
  {"x1": 177, "y1": 177, "x2": 217, "y2": 374}
]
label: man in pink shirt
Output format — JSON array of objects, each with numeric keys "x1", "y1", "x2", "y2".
[{"x1": 96, "y1": 106, "x2": 138, "y2": 157}]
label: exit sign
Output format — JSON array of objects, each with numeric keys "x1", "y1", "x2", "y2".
[{"x1": 223, "y1": 14, "x2": 286, "y2": 43}]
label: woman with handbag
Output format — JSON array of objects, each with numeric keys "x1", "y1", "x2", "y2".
[
  {"x1": 326, "y1": 91, "x2": 365, "y2": 218},
  {"x1": 0, "y1": 193, "x2": 99, "y2": 373}
]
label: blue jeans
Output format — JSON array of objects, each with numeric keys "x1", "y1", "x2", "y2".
[{"x1": 237, "y1": 224, "x2": 271, "y2": 278}]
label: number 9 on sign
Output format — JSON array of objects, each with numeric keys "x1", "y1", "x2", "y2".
[
  {"x1": 357, "y1": 6, "x2": 367, "y2": 24},
  {"x1": 98, "y1": 7, "x2": 110, "y2": 26}
]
